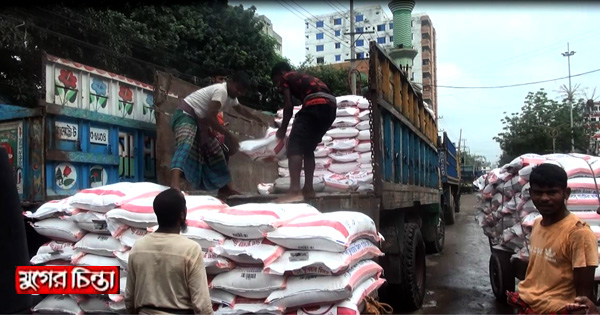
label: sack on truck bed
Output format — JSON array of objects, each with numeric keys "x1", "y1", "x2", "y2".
[
  {"x1": 267, "y1": 211, "x2": 380, "y2": 252},
  {"x1": 265, "y1": 260, "x2": 383, "y2": 309},
  {"x1": 329, "y1": 139, "x2": 359, "y2": 151},
  {"x1": 33, "y1": 295, "x2": 83, "y2": 315},
  {"x1": 30, "y1": 241, "x2": 76, "y2": 265},
  {"x1": 183, "y1": 210, "x2": 226, "y2": 250},
  {"x1": 204, "y1": 251, "x2": 235, "y2": 275},
  {"x1": 203, "y1": 203, "x2": 320, "y2": 239},
  {"x1": 31, "y1": 218, "x2": 86, "y2": 243},
  {"x1": 239, "y1": 128, "x2": 287, "y2": 162},
  {"x1": 323, "y1": 174, "x2": 358, "y2": 193},
  {"x1": 24, "y1": 197, "x2": 74, "y2": 220},
  {"x1": 326, "y1": 127, "x2": 359, "y2": 139},
  {"x1": 70, "y1": 211, "x2": 110, "y2": 234},
  {"x1": 332, "y1": 117, "x2": 360, "y2": 128},
  {"x1": 285, "y1": 277, "x2": 386, "y2": 315},
  {"x1": 210, "y1": 239, "x2": 285, "y2": 266},
  {"x1": 74, "y1": 233, "x2": 126, "y2": 257},
  {"x1": 264, "y1": 239, "x2": 383, "y2": 276},
  {"x1": 214, "y1": 298, "x2": 283, "y2": 315},
  {"x1": 336, "y1": 107, "x2": 360, "y2": 117},
  {"x1": 210, "y1": 267, "x2": 287, "y2": 299},
  {"x1": 69, "y1": 182, "x2": 168, "y2": 213}
]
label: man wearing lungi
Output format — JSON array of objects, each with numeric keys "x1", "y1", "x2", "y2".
[
  {"x1": 170, "y1": 71, "x2": 262, "y2": 200},
  {"x1": 270, "y1": 61, "x2": 337, "y2": 202}
]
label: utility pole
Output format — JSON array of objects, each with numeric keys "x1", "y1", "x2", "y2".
[
  {"x1": 562, "y1": 42, "x2": 576, "y2": 152},
  {"x1": 349, "y1": 0, "x2": 356, "y2": 95}
]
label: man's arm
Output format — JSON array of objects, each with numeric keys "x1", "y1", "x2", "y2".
[
  {"x1": 277, "y1": 88, "x2": 293, "y2": 139},
  {"x1": 201, "y1": 100, "x2": 229, "y2": 135},
  {"x1": 188, "y1": 249, "x2": 213, "y2": 315},
  {"x1": 571, "y1": 227, "x2": 599, "y2": 300},
  {"x1": 124, "y1": 258, "x2": 136, "y2": 314}
]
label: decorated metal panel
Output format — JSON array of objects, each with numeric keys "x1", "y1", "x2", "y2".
[{"x1": 44, "y1": 54, "x2": 156, "y2": 125}]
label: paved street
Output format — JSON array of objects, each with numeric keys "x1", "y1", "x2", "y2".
[{"x1": 409, "y1": 194, "x2": 516, "y2": 314}]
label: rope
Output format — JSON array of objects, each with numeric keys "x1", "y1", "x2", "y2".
[{"x1": 363, "y1": 296, "x2": 393, "y2": 315}]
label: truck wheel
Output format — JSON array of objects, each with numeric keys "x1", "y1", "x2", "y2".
[
  {"x1": 400, "y1": 223, "x2": 427, "y2": 310},
  {"x1": 425, "y1": 214, "x2": 445, "y2": 254},
  {"x1": 489, "y1": 252, "x2": 515, "y2": 303},
  {"x1": 443, "y1": 194, "x2": 456, "y2": 225}
]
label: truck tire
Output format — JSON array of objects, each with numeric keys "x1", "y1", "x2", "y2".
[
  {"x1": 443, "y1": 194, "x2": 456, "y2": 225},
  {"x1": 400, "y1": 223, "x2": 427, "y2": 310},
  {"x1": 489, "y1": 251, "x2": 515, "y2": 303},
  {"x1": 425, "y1": 213, "x2": 445, "y2": 254}
]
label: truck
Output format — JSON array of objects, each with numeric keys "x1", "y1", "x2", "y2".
[
  {"x1": 0, "y1": 53, "x2": 160, "y2": 206},
  {"x1": 151, "y1": 41, "x2": 461, "y2": 310},
  {"x1": 438, "y1": 131, "x2": 461, "y2": 225}
]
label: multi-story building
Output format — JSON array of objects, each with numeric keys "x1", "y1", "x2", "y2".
[
  {"x1": 258, "y1": 15, "x2": 283, "y2": 56},
  {"x1": 304, "y1": 5, "x2": 438, "y2": 114}
]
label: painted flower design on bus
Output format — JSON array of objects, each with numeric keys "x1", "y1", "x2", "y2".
[
  {"x1": 119, "y1": 86, "x2": 133, "y2": 102},
  {"x1": 90, "y1": 78, "x2": 109, "y2": 111},
  {"x1": 91, "y1": 78, "x2": 107, "y2": 96},
  {"x1": 55, "y1": 163, "x2": 77, "y2": 190},
  {"x1": 55, "y1": 69, "x2": 79, "y2": 106},
  {"x1": 143, "y1": 94, "x2": 154, "y2": 119},
  {"x1": 58, "y1": 69, "x2": 77, "y2": 89},
  {"x1": 118, "y1": 85, "x2": 134, "y2": 117}
]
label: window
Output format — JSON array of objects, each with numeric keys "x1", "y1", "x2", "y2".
[
  {"x1": 390, "y1": 36, "x2": 394, "y2": 42},
  {"x1": 356, "y1": 39, "x2": 364, "y2": 47},
  {"x1": 411, "y1": 33, "x2": 414, "y2": 40},
  {"x1": 334, "y1": 18, "x2": 342, "y2": 25},
  {"x1": 389, "y1": 22, "x2": 394, "y2": 29},
  {"x1": 335, "y1": 30, "x2": 341, "y2": 36},
  {"x1": 411, "y1": 20, "x2": 413, "y2": 27},
  {"x1": 316, "y1": 57, "x2": 324, "y2": 64},
  {"x1": 356, "y1": 27, "x2": 363, "y2": 33},
  {"x1": 316, "y1": 33, "x2": 324, "y2": 40},
  {"x1": 335, "y1": 55, "x2": 341, "y2": 61},
  {"x1": 377, "y1": 24, "x2": 385, "y2": 31},
  {"x1": 335, "y1": 42, "x2": 341, "y2": 49},
  {"x1": 356, "y1": 15, "x2": 363, "y2": 22},
  {"x1": 377, "y1": 37, "x2": 386, "y2": 44},
  {"x1": 423, "y1": 59, "x2": 430, "y2": 65},
  {"x1": 357, "y1": 52, "x2": 364, "y2": 59},
  {"x1": 316, "y1": 45, "x2": 324, "y2": 52},
  {"x1": 316, "y1": 20, "x2": 324, "y2": 27}
]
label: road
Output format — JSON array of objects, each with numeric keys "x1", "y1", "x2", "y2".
[{"x1": 409, "y1": 193, "x2": 516, "y2": 314}]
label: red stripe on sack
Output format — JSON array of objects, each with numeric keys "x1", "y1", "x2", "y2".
[
  {"x1": 118, "y1": 203, "x2": 154, "y2": 214},
  {"x1": 283, "y1": 220, "x2": 349, "y2": 238},
  {"x1": 567, "y1": 199, "x2": 600, "y2": 206},
  {"x1": 573, "y1": 212, "x2": 600, "y2": 220},
  {"x1": 117, "y1": 190, "x2": 162, "y2": 206},
  {"x1": 220, "y1": 208, "x2": 281, "y2": 218},
  {"x1": 274, "y1": 139, "x2": 285, "y2": 155},
  {"x1": 78, "y1": 189, "x2": 127, "y2": 197},
  {"x1": 187, "y1": 220, "x2": 211, "y2": 229},
  {"x1": 263, "y1": 246, "x2": 285, "y2": 266},
  {"x1": 347, "y1": 264, "x2": 382, "y2": 288}
]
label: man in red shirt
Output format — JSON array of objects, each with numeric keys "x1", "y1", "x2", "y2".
[{"x1": 271, "y1": 61, "x2": 336, "y2": 202}]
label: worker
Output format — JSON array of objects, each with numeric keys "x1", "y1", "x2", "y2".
[
  {"x1": 207, "y1": 68, "x2": 231, "y2": 162},
  {"x1": 507, "y1": 163, "x2": 598, "y2": 314},
  {"x1": 270, "y1": 61, "x2": 337, "y2": 202},
  {"x1": 125, "y1": 189, "x2": 213, "y2": 314},
  {"x1": 170, "y1": 71, "x2": 263, "y2": 200}
]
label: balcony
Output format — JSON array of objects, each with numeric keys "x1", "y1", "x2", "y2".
[
  {"x1": 421, "y1": 25, "x2": 431, "y2": 34},
  {"x1": 421, "y1": 38, "x2": 431, "y2": 47}
]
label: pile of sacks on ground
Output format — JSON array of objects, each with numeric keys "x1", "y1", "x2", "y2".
[
  {"x1": 474, "y1": 153, "x2": 600, "y2": 280},
  {"x1": 25, "y1": 182, "x2": 387, "y2": 314},
  {"x1": 240, "y1": 95, "x2": 375, "y2": 195}
]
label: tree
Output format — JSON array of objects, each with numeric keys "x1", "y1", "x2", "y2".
[
  {"x1": 0, "y1": 2, "x2": 283, "y2": 109},
  {"x1": 460, "y1": 151, "x2": 491, "y2": 169},
  {"x1": 493, "y1": 88, "x2": 590, "y2": 165},
  {"x1": 296, "y1": 56, "x2": 353, "y2": 97}
]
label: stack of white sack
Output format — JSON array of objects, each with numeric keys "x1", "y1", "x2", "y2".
[
  {"x1": 199, "y1": 203, "x2": 386, "y2": 315},
  {"x1": 240, "y1": 127, "x2": 288, "y2": 163},
  {"x1": 26, "y1": 182, "x2": 167, "y2": 313},
  {"x1": 474, "y1": 153, "x2": 600, "y2": 276},
  {"x1": 258, "y1": 95, "x2": 374, "y2": 195}
]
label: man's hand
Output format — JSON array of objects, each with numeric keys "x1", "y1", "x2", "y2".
[
  {"x1": 566, "y1": 296, "x2": 600, "y2": 315},
  {"x1": 276, "y1": 127, "x2": 286, "y2": 140}
]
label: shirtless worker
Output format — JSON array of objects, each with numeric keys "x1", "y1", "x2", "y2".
[
  {"x1": 171, "y1": 71, "x2": 263, "y2": 200},
  {"x1": 507, "y1": 163, "x2": 598, "y2": 314},
  {"x1": 270, "y1": 61, "x2": 337, "y2": 202}
]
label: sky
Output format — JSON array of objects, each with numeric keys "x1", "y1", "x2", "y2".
[{"x1": 231, "y1": 1, "x2": 600, "y2": 165}]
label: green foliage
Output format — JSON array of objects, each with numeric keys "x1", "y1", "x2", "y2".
[
  {"x1": 493, "y1": 88, "x2": 590, "y2": 165},
  {"x1": 296, "y1": 55, "x2": 352, "y2": 97},
  {"x1": 0, "y1": 2, "x2": 282, "y2": 109}
]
